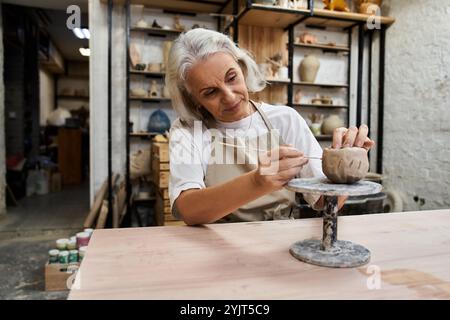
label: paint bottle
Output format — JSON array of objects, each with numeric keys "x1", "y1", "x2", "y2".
[
  {"x1": 76, "y1": 232, "x2": 90, "y2": 248},
  {"x1": 67, "y1": 239, "x2": 77, "y2": 250},
  {"x1": 84, "y1": 228, "x2": 94, "y2": 238},
  {"x1": 79, "y1": 246, "x2": 87, "y2": 262},
  {"x1": 58, "y1": 250, "x2": 69, "y2": 264},
  {"x1": 69, "y1": 250, "x2": 79, "y2": 264},
  {"x1": 49, "y1": 249, "x2": 59, "y2": 264},
  {"x1": 56, "y1": 239, "x2": 69, "y2": 250}
]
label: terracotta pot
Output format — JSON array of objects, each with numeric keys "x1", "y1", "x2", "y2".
[
  {"x1": 299, "y1": 55, "x2": 320, "y2": 83},
  {"x1": 321, "y1": 115, "x2": 344, "y2": 135}
]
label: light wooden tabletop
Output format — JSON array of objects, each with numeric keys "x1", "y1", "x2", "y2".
[{"x1": 69, "y1": 209, "x2": 450, "y2": 300}]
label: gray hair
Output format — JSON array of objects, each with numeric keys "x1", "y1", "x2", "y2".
[{"x1": 165, "y1": 28, "x2": 266, "y2": 125}]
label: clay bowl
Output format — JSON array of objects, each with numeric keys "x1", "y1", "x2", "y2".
[{"x1": 322, "y1": 147, "x2": 369, "y2": 184}]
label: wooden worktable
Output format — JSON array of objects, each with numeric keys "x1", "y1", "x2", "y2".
[{"x1": 69, "y1": 210, "x2": 450, "y2": 300}]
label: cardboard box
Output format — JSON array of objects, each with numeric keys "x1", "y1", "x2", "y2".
[{"x1": 45, "y1": 263, "x2": 79, "y2": 291}]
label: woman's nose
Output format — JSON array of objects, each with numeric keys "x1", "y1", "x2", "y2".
[{"x1": 221, "y1": 86, "x2": 236, "y2": 104}]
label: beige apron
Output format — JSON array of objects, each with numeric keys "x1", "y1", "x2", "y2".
[{"x1": 204, "y1": 101, "x2": 296, "y2": 223}]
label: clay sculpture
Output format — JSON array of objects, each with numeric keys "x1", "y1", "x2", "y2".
[
  {"x1": 323, "y1": 0, "x2": 350, "y2": 12},
  {"x1": 322, "y1": 147, "x2": 369, "y2": 184},
  {"x1": 298, "y1": 33, "x2": 317, "y2": 44}
]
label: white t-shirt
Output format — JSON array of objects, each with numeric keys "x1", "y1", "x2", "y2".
[{"x1": 168, "y1": 102, "x2": 326, "y2": 212}]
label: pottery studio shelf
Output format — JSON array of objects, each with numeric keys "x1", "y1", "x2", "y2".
[
  {"x1": 292, "y1": 103, "x2": 348, "y2": 109},
  {"x1": 129, "y1": 96, "x2": 171, "y2": 102},
  {"x1": 57, "y1": 95, "x2": 89, "y2": 100},
  {"x1": 294, "y1": 43, "x2": 350, "y2": 53},
  {"x1": 130, "y1": 70, "x2": 165, "y2": 78},
  {"x1": 294, "y1": 82, "x2": 348, "y2": 88},
  {"x1": 315, "y1": 135, "x2": 333, "y2": 141},
  {"x1": 130, "y1": 26, "x2": 182, "y2": 37},
  {"x1": 266, "y1": 79, "x2": 291, "y2": 85},
  {"x1": 231, "y1": 4, "x2": 395, "y2": 29},
  {"x1": 129, "y1": 132, "x2": 158, "y2": 138}
]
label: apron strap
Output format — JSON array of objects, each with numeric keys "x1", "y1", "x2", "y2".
[{"x1": 250, "y1": 100, "x2": 286, "y2": 146}]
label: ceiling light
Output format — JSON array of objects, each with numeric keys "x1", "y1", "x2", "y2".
[
  {"x1": 79, "y1": 47, "x2": 90, "y2": 57},
  {"x1": 82, "y1": 28, "x2": 90, "y2": 39},
  {"x1": 73, "y1": 27, "x2": 85, "y2": 39}
]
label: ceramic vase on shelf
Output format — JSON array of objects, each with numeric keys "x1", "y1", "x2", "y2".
[
  {"x1": 299, "y1": 55, "x2": 320, "y2": 83},
  {"x1": 147, "y1": 110, "x2": 171, "y2": 134},
  {"x1": 321, "y1": 115, "x2": 344, "y2": 135}
]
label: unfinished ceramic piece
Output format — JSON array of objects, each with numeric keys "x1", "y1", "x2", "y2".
[{"x1": 322, "y1": 147, "x2": 369, "y2": 184}]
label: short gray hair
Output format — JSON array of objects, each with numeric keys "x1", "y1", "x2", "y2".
[{"x1": 165, "y1": 28, "x2": 266, "y2": 125}]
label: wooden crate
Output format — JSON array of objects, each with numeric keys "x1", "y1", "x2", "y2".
[
  {"x1": 152, "y1": 143, "x2": 169, "y2": 162},
  {"x1": 159, "y1": 188, "x2": 169, "y2": 200},
  {"x1": 45, "y1": 263, "x2": 79, "y2": 291},
  {"x1": 152, "y1": 157, "x2": 170, "y2": 172},
  {"x1": 152, "y1": 170, "x2": 169, "y2": 188}
]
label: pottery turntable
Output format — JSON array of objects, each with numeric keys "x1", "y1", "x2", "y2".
[{"x1": 286, "y1": 177, "x2": 382, "y2": 268}]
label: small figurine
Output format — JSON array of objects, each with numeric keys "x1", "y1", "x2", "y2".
[
  {"x1": 298, "y1": 32, "x2": 318, "y2": 44},
  {"x1": 152, "y1": 19, "x2": 162, "y2": 29},
  {"x1": 173, "y1": 16, "x2": 185, "y2": 31},
  {"x1": 323, "y1": 0, "x2": 350, "y2": 12},
  {"x1": 149, "y1": 80, "x2": 159, "y2": 97},
  {"x1": 265, "y1": 53, "x2": 284, "y2": 79}
]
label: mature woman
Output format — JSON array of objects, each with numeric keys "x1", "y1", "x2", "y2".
[{"x1": 165, "y1": 28, "x2": 374, "y2": 226}]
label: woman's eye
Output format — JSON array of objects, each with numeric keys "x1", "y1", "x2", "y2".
[
  {"x1": 228, "y1": 75, "x2": 236, "y2": 82},
  {"x1": 204, "y1": 89, "x2": 216, "y2": 97}
]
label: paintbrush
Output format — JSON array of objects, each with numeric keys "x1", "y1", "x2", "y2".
[{"x1": 217, "y1": 141, "x2": 322, "y2": 160}]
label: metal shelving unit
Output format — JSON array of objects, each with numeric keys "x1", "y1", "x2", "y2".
[{"x1": 223, "y1": 0, "x2": 394, "y2": 156}]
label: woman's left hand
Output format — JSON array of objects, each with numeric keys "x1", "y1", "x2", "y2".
[{"x1": 332, "y1": 124, "x2": 375, "y2": 150}]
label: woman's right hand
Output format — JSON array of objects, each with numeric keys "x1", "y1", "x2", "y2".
[{"x1": 252, "y1": 145, "x2": 309, "y2": 192}]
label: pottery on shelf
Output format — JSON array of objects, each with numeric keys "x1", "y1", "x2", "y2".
[
  {"x1": 321, "y1": 115, "x2": 344, "y2": 135},
  {"x1": 137, "y1": 19, "x2": 148, "y2": 28},
  {"x1": 147, "y1": 110, "x2": 171, "y2": 134},
  {"x1": 152, "y1": 19, "x2": 162, "y2": 29},
  {"x1": 299, "y1": 55, "x2": 320, "y2": 83},
  {"x1": 149, "y1": 80, "x2": 159, "y2": 97},
  {"x1": 130, "y1": 88, "x2": 147, "y2": 98},
  {"x1": 147, "y1": 63, "x2": 161, "y2": 73},
  {"x1": 356, "y1": 0, "x2": 382, "y2": 15},
  {"x1": 322, "y1": 147, "x2": 369, "y2": 184},
  {"x1": 134, "y1": 63, "x2": 146, "y2": 71},
  {"x1": 298, "y1": 32, "x2": 318, "y2": 44},
  {"x1": 173, "y1": 16, "x2": 185, "y2": 31},
  {"x1": 323, "y1": 0, "x2": 350, "y2": 12}
]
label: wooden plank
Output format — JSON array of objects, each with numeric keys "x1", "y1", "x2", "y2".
[
  {"x1": 69, "y1": 210, "x2": 450, "y2": 299},
  {"x1": 95, "y1": 200, "x2": 109, "y2": 229},
  {"x1": 84, "y1": 180, "x2": 108, "y2": 228}
]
